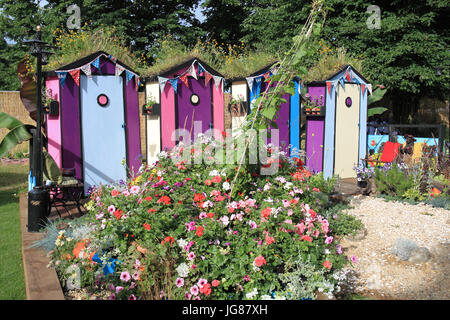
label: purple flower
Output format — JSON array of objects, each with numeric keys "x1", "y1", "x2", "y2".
[
  {"x1": 108, "y1": 293, "x2": 116, "y2": 300},
  {"x1": 336, "y1": 245, "x2": 343, "y2": 255},
  {"x1": 351, "y1": 255, "x2": 358, "y2": 264}
]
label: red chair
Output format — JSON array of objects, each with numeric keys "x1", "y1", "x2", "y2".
[{"x1": 362, "y1": 141, "x2": 402, "y2": 167}]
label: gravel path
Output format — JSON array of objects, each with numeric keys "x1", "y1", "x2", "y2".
[{"x1": 340, "y1": 195, "x2": 450, "y2": 300}]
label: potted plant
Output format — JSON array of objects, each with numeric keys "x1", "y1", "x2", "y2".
[
  {"x1": 353, "y1": 165, "x2": 374, "y2": 188},
  {"x1": 142, "y1": 95, "x2": 159, "y2": 115},
  {"x1": 229, "y1": 94, "x2": 247, "y2": 116}
]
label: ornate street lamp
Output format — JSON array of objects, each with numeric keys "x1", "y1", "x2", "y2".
[{"x1": 23, "y1": 25, "x2": 53, "y2": 232}]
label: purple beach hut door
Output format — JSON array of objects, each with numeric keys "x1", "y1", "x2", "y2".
[
  {"x1": 176, "y1": 77, "x2": 212, "y2": 143},
  {"x1": 80, "y1": 75, "x2": 127, "y2": 194},
  {"x1": 262, "y1": 81, "x2": 290, "y2": 155}
]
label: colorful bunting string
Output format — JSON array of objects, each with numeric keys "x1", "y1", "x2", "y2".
[
  {"x1": 69, "y1": 69, "x2": 80, "y2": 87},
  {"x1": 56, "y1": 71, "x2": 67, "y2": 88}
]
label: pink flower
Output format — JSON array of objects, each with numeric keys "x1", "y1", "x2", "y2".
[
  {"x1": 351, "y1": 255, "x2": 358, "y2": 264},
  {"x1": 122, "y1": 190, "x2": 130, "y2": 197},
  {"x1": 254, "y1": 255, "x2": 267, "y2": 267},
  {"x1": 282, "y1": 199, "x2": 290, "y2": 208},
  {"x1": 128, "y1": 294, "x2": 136, "y2": 300},
  {"x1": 115, "y1": 286, "x2": 124, "y2": 294},
  {"x1": 325, "y1": 236, "x2": 334, "y2": 244},
  {"x1": 199, "y1": 212, "x2": 207, "y2": 219},
  {"x1": 120, "y1": 272, "x2": 131, "y2": 282},
  {"x1": 130, "y1": 185, "x2": 140, "y2": 194},
  {"x1": 312, "y1": 229, "x2": 320, "y2": 238},
  {"x1": 212, "y1": 280, "x2": 220, "y2": 287},
  {"x1": 175, "y1": 278, "x2": 184, "y2": 288},
  {"x1": 187, "y1": 252, "x2": 195, "y2": 260},
  {"x1": 108, "y1": 293, "x2": 116, "y2": 300},
  {"x1": 185, "y1": 292, "x2": 192, "y2": 300},
  {"x1": 107, "y1": 205, "x2": 116, "y2": 213},
  {"x1": 243, "y1": 275, "x2": 250, "y2": 282},
  {"x1": 295, "y1": 223, "x2": 306, "y2": 234},
  {"x1": 190, "y1": 285, "x2": 199, "y2": 296},
  {"x1": 132, "y1": 272, "x2": 140, "y2": 281},
  {"x1": 197, "y1": 278, "x2": 208, "y2": 288}
]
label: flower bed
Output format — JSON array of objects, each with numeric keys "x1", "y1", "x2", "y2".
[{"x1": 41, "y1": 136, "x2": 360, "y2": 300}]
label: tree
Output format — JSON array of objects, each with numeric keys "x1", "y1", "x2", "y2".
[{"x1": 321, "y1": 0, "x2": 450, "y2": 123}]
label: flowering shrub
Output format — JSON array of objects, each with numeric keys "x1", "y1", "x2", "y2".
[
  {"x1": 353, "y1": 165, "x2": 374, "y2": 181},
  {"x1": 45, "y1": 136, "x2": 357, "y2": 300}
]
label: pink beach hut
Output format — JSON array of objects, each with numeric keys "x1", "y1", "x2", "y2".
[
  {"x1": 43, "y1": 51, "x2": 142, "y2": 194},
  {"x1": 143, "y1": 58, "x2": 225, "y2": 164}
]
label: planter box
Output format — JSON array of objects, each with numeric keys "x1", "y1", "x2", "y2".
[
  {"x1": 142, "y1": 103, "x2": 161, "y2": 116},
  {"x1": 303, "y1": 107, "x2": 325, "y2": 117}
]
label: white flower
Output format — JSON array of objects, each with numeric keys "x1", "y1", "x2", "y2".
[
  {"x1": 245, "y1": 288, "x2": 258, "y2": 299},
  {"x1": 324, "y1": 249, "x2": 330, "y2": 255},
  {"x1": 220, "y1": 216, "x2": 229, "y2": 226},
  {"x1": 283, "y1": 182, "x2": 293, "y2": 190},
  {"x1": 260, "y1": 295, "x2": 273, "y2": 300},
  {"x1": 209, "y1": 169, "x2": 220, "y2": 176},
  {"x1": 176, "y1": 263, "x2": 190, "y2": 278},
  {"x1": 177, "y1": 238, "x2": 188, "y2": 249},
  {"x1": 222, "y1": 181, "x2": 230, "y2": 191}
]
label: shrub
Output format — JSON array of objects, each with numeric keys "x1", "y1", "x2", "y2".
[{"x1": 374, "y1": 164, "x2": 414, "y2": 197}]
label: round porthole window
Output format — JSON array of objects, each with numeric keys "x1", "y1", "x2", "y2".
[
  {"x1": 97, "y1": 94, "x2": 109, "y2": 107},
  {"x1": 190, "y1": 93, "x2": 200, "y2": 106},
  {"x1": 345, "y1": 97, "x2": 352, "y2": 107}
]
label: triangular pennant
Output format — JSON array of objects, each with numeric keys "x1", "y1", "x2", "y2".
[
  {"x1": 135, "y1": 76, "x2": 140, "y2": 91},
  {"x1": 263, "y1": 72, "x2": 271, "y2": 80},
  {"x1": 367, "y1": 84, "x2": 373, "y2": 95},
  {"x1": 126, "y1": 70, "x2": 134, "y2": 84},
  {"x1": 189, "y1": 63, "x2": 197, "y2": 80},
  {"x1": 108, "y1": 54, "x2": 117, "y2": 63},
  {"x1": 91, "y1": 57, "x2": 100, "y2": 70},
  {"x1": 80, "y1": 63, "x2": 92, "y2": 78},
  {"x1": 345, "y1": 69, "x2": 351, "y2": 81},
  {"x1": 246, "y1": 77, "x2": 254, "y2": 93},
  {"x1": 326, "y1": 81, "x2": 332, "y2": 96},
  {"x1": 169, "y1": 79, "x2": 178, "y2": 93},
  {"x1": 158, "y1": 76, "x2": 169, "y2": 93},
  {"x1": 115, "y1": 64, "x2": 125, "y2": 77},
  {"x1": 56, "y1": 71, "x2": 68, "y2": 88},
  {"x1": 360, "y1": 83, "x2": 366, "y2": 95},
  {"x1": 205, "y1": 72, "x2": 213, "y2": 86},
  {"x1": 198, "y1": 63, "x2": 205, "y2": 75},
  {"x1": 213, "y1": 75, "x2": 222, "y2": 89},
  {"x1": 179, "y1": 73, "x2": 190, "y2": 88},
  {"x1": 339, "y1": 77, "x2": 345, "y2": 88},
  {"x1": 69, "y1": 69, "x2": 80, "y2": 86}
]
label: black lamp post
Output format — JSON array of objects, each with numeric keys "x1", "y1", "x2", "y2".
[{"x1": 24, "y1": 25, "x2": 53, "y2": 232}]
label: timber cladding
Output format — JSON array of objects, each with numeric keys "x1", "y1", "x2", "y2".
[{"x1": 0, "y1": 91, "x2": 34, "y2": 156}]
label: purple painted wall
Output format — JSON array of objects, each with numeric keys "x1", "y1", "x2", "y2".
[
  {"x1": 306, "y1": 118, "x2": 324, "y2": 173},
  {"x1": 177, "y1": 77, "x2": 212, "y2": 142},
  {"x1": 61, "y1": 73, "x2": 82, "y2": 179},
  {"x1": 60, "y1": 55, "x2": 140, "y2": 179},
  {"x1": 307, "y1": 86, "x2": 326, "y2": 106}
]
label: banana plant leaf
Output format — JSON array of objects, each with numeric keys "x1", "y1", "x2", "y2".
[
  {"x1": 0, "y1": 112, "x2": 32, "y2": 157},
  {"x1": 367, "y1": 107, "x2": 388, "y2": 117},
  {"x1": 367, "y1": 87, "x2": 387, "y2": 105}
]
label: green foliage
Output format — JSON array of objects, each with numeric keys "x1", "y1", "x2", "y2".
[
  {"x1": 374, "y1": 164, "x2": 415, "y2": 197},
  {"x1": 0, "y1": 112, "x2": 32, "y2": 158},
  {"x1": 329, "y1": 211, "x2": 363, "y2": 237}
]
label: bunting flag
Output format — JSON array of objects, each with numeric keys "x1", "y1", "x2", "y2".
[
  {"x1": 246, "y1": 77, "x2": 254, "y2": 94},
  {"x1": 135, "y1": 76, "x2": 140, "y2": 91},
  {"x1": 91, "y1": 57, "x2": 100, "y2": 70},
  {"x1": 80, "y1": 63, "x2": 92, "y2": 78},
  {"x1": 169, "y1": 79, "x2": 178, "y2": 93},
  {"x1": 188, "y1": 63, "x2": 197, "y2": 80},
  {"x1": 158, "y1": 76, "x2": 169, "y2": 92},
  {"x1": 263, "y1": 71, "x2": 271, "y2": 80},
  {"x1": 108, "y1": 54, "x2": 117, "y2": 63},
  {"x1": 126, "y1": 70, "x2": 134, "y2": 84},
  {"x1": 69, "y1": 69, "x2": 80, "y2": 86},
  {"x1": 326, "y1": 81, "x2": 332, "y2": 96},
  {"x1": 205, "y1": 72, "x2": 213, "y2": 86},
  {"x1": 56, "y1": 71, "x2": 68, "y2": 88},
  {"x1": 360, "y1": 83, "x2": 366, "y2": 95},
  {"x1": 213, "y1": 75, "x2": 222, "y2": 89},
  {"x1": 179, "y1": 73, "x2": 190, "y2": 88},
  {"x1": 345, "y1": 68, "x2": 351, "y2": 81},
  {"x1": 197, "y1": 63, "x2": 205, "y2": 75},
  {"x1": 339, "y1": 77, "x2": 345, "y2": 89},
  {"x1": 367, "y1": 84, "x2": 373, "y2": 95},
  {"x1": 115, "y1": 64, "x2": 125, "y2": 77}
]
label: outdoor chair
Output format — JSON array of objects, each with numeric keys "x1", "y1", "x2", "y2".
[
  {"x1": 42, "y1": 152, "x2": 85, "y2": 217},
  {"x1": 361, "y1": 141, "x2": 402, "y2": 167}
]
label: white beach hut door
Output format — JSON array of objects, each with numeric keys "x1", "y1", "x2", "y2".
[
  {"x1": 334, "y1": 83, "x2": 360, "y2": 178},
  {"x1": 80, "y1": 75, "x2": 127, "y2": 193}
]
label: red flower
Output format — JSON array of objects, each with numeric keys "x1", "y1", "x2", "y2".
[
  {"x1": 161, "y1": 236, "x2": 174, "y2": 246},
  {"x1": 261, "y1": 207, "x2": 272, "y2": 219},
  {"x1": 301, "y1": 235, "x2": 312, "y2": 242},
  {"x1": 144, "y1": 196, "x2": 153, "y2": 201},
  {"x1": 195, "y1": 226, "x2": 204, "y2": 237},
  {"x1": 200, "y1": 283, "x2": 211, "y2": 296},
  {"x1": 312, "y1": 187, "x2": 320, "y2": 192},
  {"x1": 111, "y1": 189, "x2": 120, "y2": 197},
  {"x1": 143, "y1": 223, "x2": 151, "y2": 231},
  {"x1": 113, "y1": 209, "x2": 123, "y2": 220},
  {"x1": 148, "y1": 208, "x2": 156, "y2": 214},
  {"x1": 323, "y1": 260, "x2": 332, "y2": 269},
  {"x1": 212, "y1": 175, "x2": 222, "y2": 183},
  {"x1": 254, "y1": 255, "x2": 267, "y2": 267},
  {"x1": 157, "y1": 196, "x2": 171, "y2": 205},
  {"x1": 194, "y1": 193, "x2": 206, "y2": 203},
  {"x1": 211, "y1": 280, "x2": 220, "y2": 287},
  {"x1": 204, "y1": 179, "x2": 212, "y2": 186},
  {"x1": 207, "y1": 212, "x2": 214, "y2": 219}
]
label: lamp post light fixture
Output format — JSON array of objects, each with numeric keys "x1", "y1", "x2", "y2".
[{"x1": 23, "y1": 25, "x2": 53, "y2": 232}]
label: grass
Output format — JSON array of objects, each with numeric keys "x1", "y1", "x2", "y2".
[{"x1": 0, "y1": 163, "x2": 28, "y2": 300}]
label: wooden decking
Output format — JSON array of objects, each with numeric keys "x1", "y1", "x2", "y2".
[{"x1": 19, "y1": 193, "x2": 87, "y2": 300}]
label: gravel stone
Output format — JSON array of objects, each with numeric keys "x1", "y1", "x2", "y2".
[{"x1": 340, "y1": 195, "x2": 450, "y2": 300}]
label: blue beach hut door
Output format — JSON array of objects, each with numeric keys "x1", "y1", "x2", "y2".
[{"x1": 80, "y1": 75, "x2": 127, "y2": 194}]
